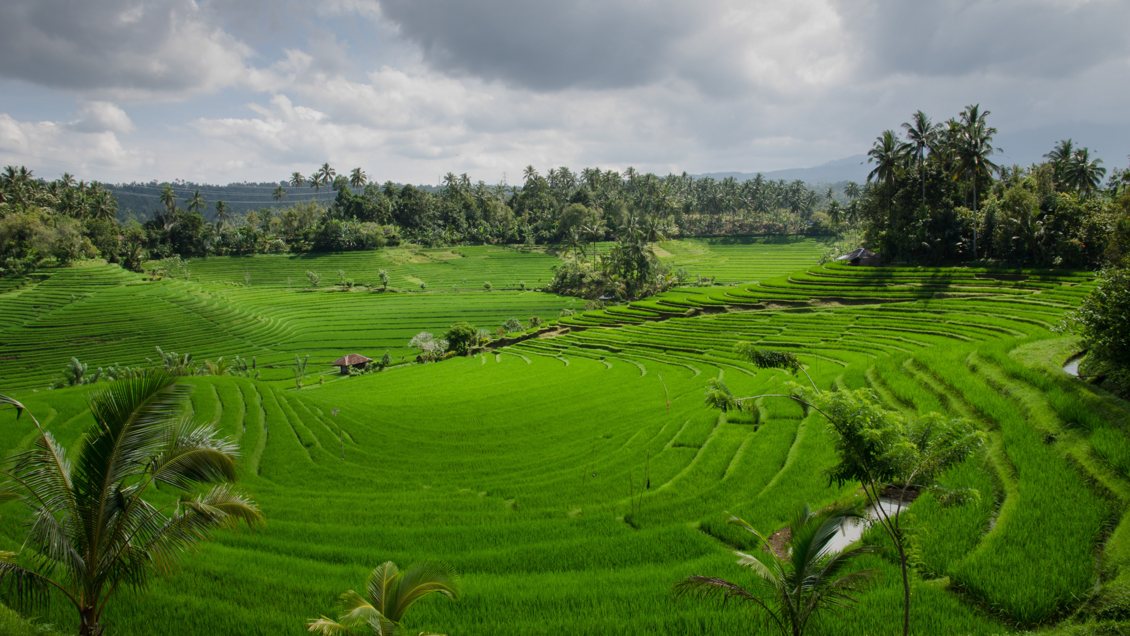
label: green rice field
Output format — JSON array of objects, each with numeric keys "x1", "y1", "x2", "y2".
[{"x1": 2, "y1": 237, "x2": 1128, "y2": 635}]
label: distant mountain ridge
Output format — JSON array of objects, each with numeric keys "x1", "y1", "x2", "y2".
[{"x1": 697, "y1": 155, "x2": 869, "y2": 186}]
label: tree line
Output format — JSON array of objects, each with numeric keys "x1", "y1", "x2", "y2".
[{"x1": 1, "y1": 162, "x2": 838, "y2": 277}]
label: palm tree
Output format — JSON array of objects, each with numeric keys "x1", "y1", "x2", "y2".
[
  {"x1": 290, "y1": 172, "x2": 306, "y2": 188},
  {"x1": 159, "y1": 184, "x2": 177, "y2": 216},
  {"x1": 310, "y1": 172, "x2": 323, "y2": 192},
  {"x1": 0, "y1": 372, "x2": 262, "y2": 636},
  {"x1": 186, "y1": 189, "x2": 205, "y2": 214},
  {"x1": 1044, "y1": 138, "x2": 1075, "y2": 185},
  {"x1": 349, "y1": 167, "x2": 367, "y2": 189},
  {"x1": 316, "y1": 163, "x2": 337, "y2": 189},
  {"x1": 866, "y1": 130, "x2": 905, "y2": 190},
  {"x1": 677, "y1": 506, "x2": 871, "y2": 636},
  {"x1": 901, "y1": 110, "x2": 935, "y2": 203},
  {"x1": 215, "y1": 200, "x2": 230, "y2": 228},
  {"x1": 307, "y1": 561, "x2": 460, "y2": 635},
  {"x1": 951, "y1": 104, "x2": 999, "y2": 257},
  {"x1": 87, "y1": 184, "x2": 117, "y2": 222},
  {"x1": 273, "y1": 185, "x2": 287, "y2": 202},
  {"x1": 1065, "y1": 148, "x2": 1106, "y2": 197},
  {"x1": 951, "y1": 104, "x2": 998, "y2": 213}
]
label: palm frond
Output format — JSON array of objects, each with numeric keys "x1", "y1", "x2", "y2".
[
  {"x1": 24, "y1": 507, "x2": 83, "y2": 576},
  {"x1": 77, "y1": 372, "x2": 185, "y2": 501},
  {"x1": 148, "y1": 418, "x2": 239, "y2": 490},
  {"x1": 307, "y1": 616, "x2": 354, "y2": 636},
  {"x1": 337, "y1": 590, "x2": 392, "y2": 633},
  {"x1": 6, "y1": 429, "x2": 76, "y2": 517},
  {"x1": 147, "y1": 484, "x2": 261, "y2": 571},
  {"x1": 0, "y1": 553, "x2": 62, "y2": 609},
  {"x1": 735, "y1": 550, "x2": 780, "y2": 584},
  {"x1": 390, "y1": 561, "x2": 461, "y2": 619},
  {"x1": 366, "y1": 561, "x2": 401, "y2": 617}
]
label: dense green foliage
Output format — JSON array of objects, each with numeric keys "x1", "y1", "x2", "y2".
[
  {"x1": 1073, "y1": 263, "x2": 1130, "y2": 396},
  {"x1": 854, "y1": 106, "x2": 1129, "y2": 266}
]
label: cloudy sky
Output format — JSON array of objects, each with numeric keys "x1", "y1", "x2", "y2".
[{"x1": 0, "y1": 0, "x2": 1127, "y2": 185}]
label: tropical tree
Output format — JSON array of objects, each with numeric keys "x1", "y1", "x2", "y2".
[
  {"x1": 215, "y1": 200, "x2": 230, "y2": 228},
  {"x1": 0, "y1": 372, "x2": 262, "y2": 636},
  {"x1": 317, "y1": 163, "x2": 337, "y2": 190},
  {"x1": 677, "y1": 505, "x2": 872, "y2": 636},
  {"x1": 273, "y1": 185, "x2": 287, "y2": 202},
  {"x1": 901, "y1": 110, "x2": 936, "y2": 202},
  {"x1": 409, "y1": 332, "x2": 447, "y2": 362},
  {"x1": 1044, "y1": 138, "x2": 1076, "y2": 186},
  {"x1": 159, "y1": 184, "x2": 177, "y2": 216},
  {"x1": 797, "y1": 387, "x2": 983, "y2": 636},
  {"x1": 866, "y1": 130, "x2": 906, "y2": 191},
  {"x1": 349, "y1": 167, "x2": 367, "y2": 189},
  {"x1": 951, "y1": 104, "x2": 998, "y2": 256},
  {"x1": 1064, "y1": 148, "x2": 1106, "y2": 197},
  {"x1": 1070, "y1": 263, "x2": 1130, "y2": 393},
  {"x1": 291, "y1": 172, "x2": 306, "y2": 188},
  {"x1": 308, "y1": 561, "x2": 459, "y2": 635},
  {"x1": 186, "y1": 190, "x2": 205, "y2": 214}
]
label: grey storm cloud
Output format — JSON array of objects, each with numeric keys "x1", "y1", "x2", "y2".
[
  {"x1": 377, "y1": 0, "x2": 706, "y2": 91},
  {"x1": 0, "y1": 0, "x2": 247, "y2": 95},
  {"x1": 840, "y1": 0, "x2": 1130, "y2": 78}
]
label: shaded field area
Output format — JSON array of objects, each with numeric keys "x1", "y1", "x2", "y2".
[{"x1": 2, "y1": 240, "x2": 1128, "y2": 635}]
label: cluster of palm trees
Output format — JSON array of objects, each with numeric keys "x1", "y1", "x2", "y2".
[
  {"x1": 867, "y1": 105, "x2": 1002, "y2": 215},
  {"x1": 1, "y1": 166, "x2": 117, "y2": 221},
  {"x1": 1, "y1": 166, "x2": 128, "y2": 274},
  {"x1": 859, "y1": 105, "x2": 1117, "y2": 264},
  {"x1": 1044, "y1": 139, "x2": 1108, "y2": 197}
]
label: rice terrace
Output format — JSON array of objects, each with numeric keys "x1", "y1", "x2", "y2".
[{"x1": 3, "y1": 4, "x2": 1130, "y2": 635}]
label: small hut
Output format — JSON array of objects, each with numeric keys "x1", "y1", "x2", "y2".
[
  {"x1": 332, "y1": 353, "x2": 372, "y2": 375},
  {"x1": 835, "y1": 247, "x2": 880, "y2": 266}
]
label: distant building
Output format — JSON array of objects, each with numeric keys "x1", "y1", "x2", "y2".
[
  {"x1": 835, "y1": 248, "x2": 880, "y2": 266},
  {"x1": 332, "y1": 353, "x2": 371, "y2": 374}
]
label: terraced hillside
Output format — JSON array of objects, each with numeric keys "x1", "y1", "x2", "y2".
[
  {"x1": 2, "y1": 243, "x2": 1127, "y2": 635},
  {"x1": 0, "y1": 240, "x2": 829, "y2": 390}
]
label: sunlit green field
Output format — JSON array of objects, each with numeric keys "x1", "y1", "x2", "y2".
[{"x1": 2, "y1": 237, "x2": 1128, "y2": 635}]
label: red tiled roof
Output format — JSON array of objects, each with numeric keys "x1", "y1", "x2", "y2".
[{"x1": 332, "y1": 353, "x2": 372, "y2": 366}]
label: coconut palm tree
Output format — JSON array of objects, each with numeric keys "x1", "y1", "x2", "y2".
[
  {"x1": 1044, "y1": 138, "x2": 1075, "y2": 185},
  {"x1": 0, "y1": 372, "x2": 262, "y2": 636},
  {"x1": 349, "y1": 167, "x2": 367, "y2": 189},
  {"x1": 901, "y1": 110, "x2": 935, "y2": 203},
  {"x1": 215, "y1": 200, "x2": 230, "y2": 228},
  {"x1": 677, "y1": 506, "x2": 871, "y2": 636},
  {"x1": 866, "y1": 130, "x2": 905, "y2": 190},
  {"x1": 273, "y1": 185, "x2": 287, "y2": 202},
  {"x1": 159, "y1": 184, "x2": 177, "y2": 216},
  {"x1": 1065, "y1": 148, "x2": 1106, "y2": 197},
  {"x1": 291, "y1": 172, "x2": 306, "y2": 188},
  {"x1": 186, "y1": 189, "x2": 205, "y2": 214},
  {"x1": 316, "y1": 163, "x2": 337, "y2": 189},
  {"x1": 307, "y1": 561, "x2": 460, "y2": 635},
  {"x1": 950, "y1": 104, "x2": 999, "y2": 257},
  {"x1": 951, "y1": 104, "x2": 999, "y2": 214}
]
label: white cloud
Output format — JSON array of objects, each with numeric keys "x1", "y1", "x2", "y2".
[
  {"x1": 0, "y1": 0, "x2": 253, "y2": 99},
  {"x1": 70, "y1": 101, "x2": 134, "y2": 134},
  {"x1": 0, "y1": 112, "x2": 149, "y2": 180},
  {"x1": 2, "y1": 0, "x2": 1127, "y2": 184}
]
